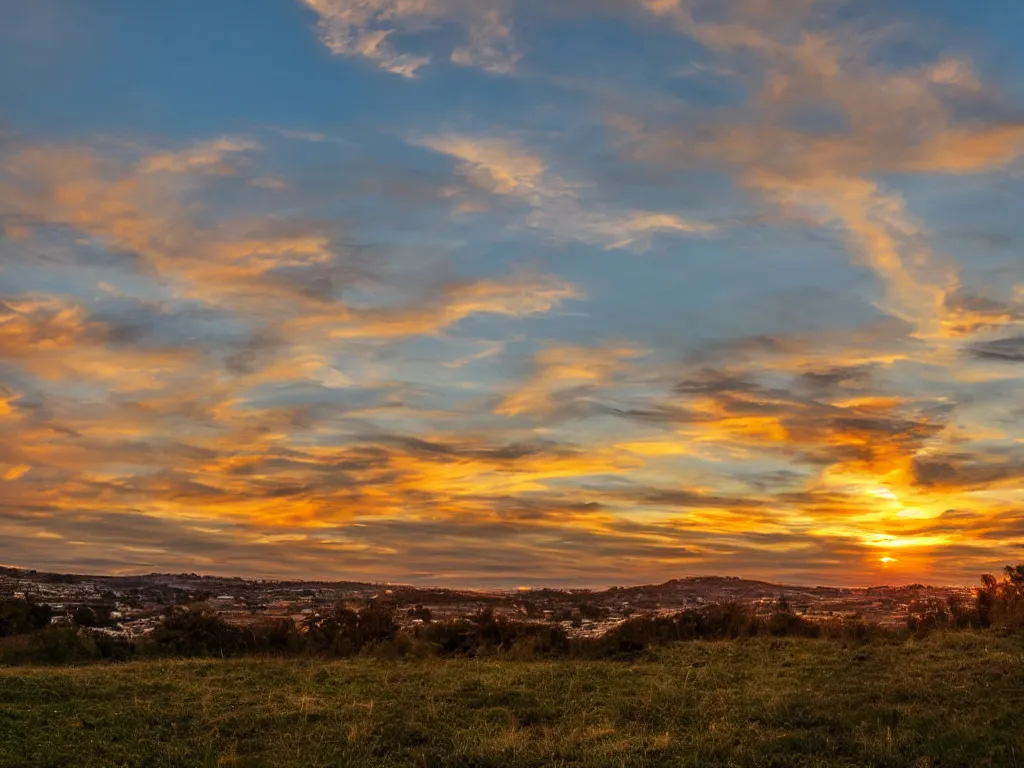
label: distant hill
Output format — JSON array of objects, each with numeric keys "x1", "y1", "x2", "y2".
[{"x1": 0, "y1": 565, "x2": 955, "y2": 597}]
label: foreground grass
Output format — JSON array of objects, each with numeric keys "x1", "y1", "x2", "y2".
[{"x1": 2, "y1": 633, "x2": 1024, "y2": 767}]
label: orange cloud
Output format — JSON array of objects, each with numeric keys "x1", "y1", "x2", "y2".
[{"x1": 497, "y1": 344, "x2": 645, "y2": 416}]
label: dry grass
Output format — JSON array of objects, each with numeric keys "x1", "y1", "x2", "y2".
[{"x1": 2, "y1": 633, "x2": 1024, "y2": 767}]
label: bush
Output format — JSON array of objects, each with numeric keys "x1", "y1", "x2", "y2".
[
  {"x1": 149, "y1": 607, "x2": 249, "y2": 658},
  {"x1": 417, "y1": 611, "x2": 569, "y2": 658},
  {"x1": 72, "y1": 606, "x2": 99, "y2": 628},
  {"x1": 253, "y1": 618, "x2": 303, "y2": 653},
  {"x1": 699, "y1": 602, "x2": 760, "y2": 639},
  {"x1": 907, "y1": 611, "x2": 946, "y2": 638},
  {"x1": 87, "y1": 631, "x2": 136, "y2": 661},
  {"x1": 0, "y1": 627, "x2": 99, "y2": 665},
  {"x1": 407, "y1": 605, "x2": 432, "y2": 622},
  {"x1": 577, "y1": 603, "x2": 765, "y2": 658},
  {"x1": 0, "y1": 597, "x2": 54, "y2": 637},
  {"x1": 947, "y1": 593, "x2": 982, "y2": 629},
  {"x1": 817, "y1": 618, "x2": 895, "y2": 642},
  {"x1": 766, "y1": 611, "x2": 822, "y2": 638},
  {"x1": 303, "y1": 601, "x2": 398, "y2": 656}
]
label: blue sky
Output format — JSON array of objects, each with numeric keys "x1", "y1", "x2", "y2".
[{"x1": 2, "y1": 0, "x2": 1024, "y2": 587}]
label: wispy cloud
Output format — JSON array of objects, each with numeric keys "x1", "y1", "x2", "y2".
[
  {"x1": 416, "y1": 133, "x2": 716, "y2": 248},
  {"x1": 137, "y1": 137, "x2": 259, "y2": 175},
  {"x1": 299, "y1": 0, "x2": 519, "y2": 77}
]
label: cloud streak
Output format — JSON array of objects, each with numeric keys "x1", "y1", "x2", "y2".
[{"x1": 417, "y1": 133, "x2": 716, "y2": 248}]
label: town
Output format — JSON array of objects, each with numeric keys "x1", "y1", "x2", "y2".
[{"x1": 0, "y1": 566, "x2": 975, "y2": 640}]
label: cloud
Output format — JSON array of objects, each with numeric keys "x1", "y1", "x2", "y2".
[
  {"x1": 0, "y1": 132, "x2": 629, "y2": 583},
  {"x1": 612, "y1": 0, "x2": 1024, "y2": 334},
  {"x1": 597, "y1": 211, "x2": 717, "y2": 248},
  {"x1": 417, "y1": 134, "x2": 545, "y2": 197},
  {"x1": 416, "y1": 133, "x2": 716, "y2": 248},
  {"x1": 944, "y1": 293, "x2": 1024, "y2": 337},
  {"x1": 250, "y1": 177, "x2": 290, "y2": 191},
  {"x1": 0, "y1": 295, "x2": 203, "y2": 387},
  {"x1": 912, "y1": 451, "x2": 1024, "y2": 491},
  {"x1": 1, "y1": 138, "x2": 581, "y2": 339},
  {"x1": 497, "y1": 344, "x2": 645, "y2": 417},
  {"x1": 328, "y1": 271, "x2": 582, "y2": 338},
  {"x1": 299, "y1": 0, "x2": 519, "y2": 77},
  {"x1": 276, "y1": 128, "x2": 328, "y2": 142},
  {"x1": 670, "y1": 366, "x2": 948, "y2": 481},
  {"x1": 968, "y1": 335, "x2": 1024, "y2": 363},
  {"x1": 137, "y1": 137, "x2": 259, "y2": 175}
]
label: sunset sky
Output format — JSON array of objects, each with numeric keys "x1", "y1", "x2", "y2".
[{"x1": 3, "y1": 1, "x2": 1024, "y2": 587}]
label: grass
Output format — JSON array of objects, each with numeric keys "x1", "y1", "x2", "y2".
[{"x1": 2, "y1": 633, "x2": 1024, "y2": 767}]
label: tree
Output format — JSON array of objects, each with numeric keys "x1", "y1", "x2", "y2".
[{"x1": 976, "y1": 565, "x2": 1024, "y2": 628}]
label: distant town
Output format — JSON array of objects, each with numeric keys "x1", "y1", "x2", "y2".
[{"x1": 0, "y1": 566, "x2": 976, "y2": 640}]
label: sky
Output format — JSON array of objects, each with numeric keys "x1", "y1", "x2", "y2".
[{"x1": 2, "y1": 1, "x2": 1024, "y2": 588}]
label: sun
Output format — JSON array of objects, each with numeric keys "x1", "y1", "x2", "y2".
[{"x1": 880, "y1": 556, "x2": 897, "y2": 564}]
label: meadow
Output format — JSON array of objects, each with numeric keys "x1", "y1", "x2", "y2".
[{"x1": 3, "y1": 632, "x2": 1024, "y2": 768}]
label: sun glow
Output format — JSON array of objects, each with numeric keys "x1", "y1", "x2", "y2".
[{"x1": 863, "y1": 534, "x2": 950, "y2": 549}]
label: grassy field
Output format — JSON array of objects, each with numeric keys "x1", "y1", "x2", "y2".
[{"x1": 2, "y1": 633, "x2": 1023, "y2": 767}]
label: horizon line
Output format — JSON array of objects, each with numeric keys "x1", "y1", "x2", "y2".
[{"x1": 1, "y1": 562, "x2": 982, "y2": 593}]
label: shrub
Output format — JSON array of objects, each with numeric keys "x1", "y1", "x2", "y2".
[
  {"x1": 577, "y1": 604, "x2": 762, "y2": 658},
  {"x1": 303, "y1": 601, "x2": 399, "y2": 656},
  {"x1": 0, "y1": 627, "x2": 98, "y2": 665},
  {"x1": 699, "y1": 602, "x2": 759, "y2": 639},
  {"x1": 72, "y1": 606, "x2": 99, "y2": 628},
  {"x1": 766, "y1": 611, "x2": 822, "y2": 638},
  {"x1": 947, "y1": 593, "x2": 982, "y2": 629},
  {"x1": 149, "y1": 607, "x2": 249, "y2": 658},
  {"x1": 407, "y1": 605, "x2": 432, "y2": 622},
  {"x1": 304, "y1": 604, "x2": 359, "y2": 654},
  {"x1": 357, "y1": 602, "x2": 400, "y2": 646},
  {"x1": 87, "y1": 631, "x2": 135, "y2": 661},
  {"x1": 417, "y1": 612, "x2": 569, "y2": 658},
  {"x1": 817, "y1": 618, "x2": 896, "y2": 642},
  {"x1": 253, "y1": 618, "x2": 303, "y2": 653},
  {"x1": 0, "y1": 597, "x2": 54, "y2": 637}
]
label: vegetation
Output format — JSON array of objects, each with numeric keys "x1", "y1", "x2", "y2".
[
  {"x1": 4, "y1": 564, "x2": 1024, "y2": 666},
  {"x1": 3, "y1": 566, "x2": 1024, "y2": 764},
  {"x1": 3, "y1": 634, "x2": 1024, "y2": 767},
  {"x1": 0, "y1": 599, "x2": 904, "y2": 666},
  {"x1": 977, "y1": 564, "x2": 1024, "y2": 629},
  {"x1": 0, "y1": 597, "x2": 53, "y2": 637}
]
